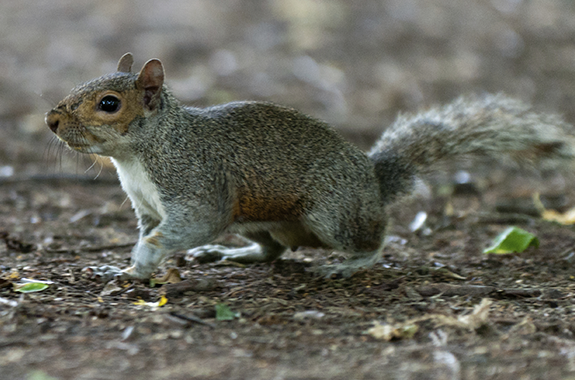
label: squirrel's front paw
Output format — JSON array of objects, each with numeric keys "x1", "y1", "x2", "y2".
[
  {"x1": 187, "y1": 245, "x2": 228, "y2": 263},
  {"x1": 82, "y1": 265, "x2": 146, "y2": 282}
]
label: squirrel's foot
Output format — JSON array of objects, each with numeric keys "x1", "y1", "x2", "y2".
[
  {"x1": 188, "y1": 243, "x2": 279, "y2": 264},
  {"x1": 82, "y1": 265, "x2": 148, "y2": 283},
  {"x1": 187, "y1": 245, "x2": 229, "y2": 263},
  {"x1": 316, "y1": 251, "x2": 383, "y2": 279}
]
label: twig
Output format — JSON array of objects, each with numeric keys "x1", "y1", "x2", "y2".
[
  {"x1": 45, "y1": 242, "x2": 136, "y2": 254},
  {"x1": 417, "y1": 283, "x2": 548, "y2": 299},
  {"x1": 499, "y1": 288, "x2": 542, "y2": 298},
  {"x1": 417, "y1": 284, "x2": 495, "y2": 297},
  {"x1": 476, "y1": 212, "x2": 535, "y2": 225},
  {"x1": 168, "y1": 312, "x2": 216, "y2": 329},
  {"x1": 159, "y1": 278, "x2": 217, "y2": 297}
]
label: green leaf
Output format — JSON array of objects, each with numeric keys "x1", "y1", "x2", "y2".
[
  {"x1": 483, "y1": 227, "x2": 539, "y2": 254},
  {"x1": 14, "y1": 282, "x2": 49, "y2": 293},
  {"x1": 28, "y1": 370, "x2": 59, "y2": 380},
  {"x1": 215, "y1": 303, "x2": 239, "y2": 321}
]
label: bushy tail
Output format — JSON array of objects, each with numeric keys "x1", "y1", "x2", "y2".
[{"x1": 368, "y1": 94, "x2": 575, "y2": 203}]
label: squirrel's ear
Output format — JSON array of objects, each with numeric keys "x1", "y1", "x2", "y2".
[
  {"x1": 136, "y1": 59, "x2": 165, "y2": 110},
  {"x1": 117, "y1": 52, "x2": 134, "y2": 73}
]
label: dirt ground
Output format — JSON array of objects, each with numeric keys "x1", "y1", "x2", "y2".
[
  {"x1": 3, "y1": 174, "x2": 575, "y2": 380},
  {"x1": 4, "y1": 1, "x2": 575, "y2": 379}
]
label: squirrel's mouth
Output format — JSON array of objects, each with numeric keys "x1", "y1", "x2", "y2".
[
  {"x1": 65, "y1": 141, "x2": 94, "y2": 152},
  {"x1": 65, "y1": 139, "x2": 106, "y2": 155},
  {"x1": 58, "y1": 130, "x2": 104, "y2": 153}
]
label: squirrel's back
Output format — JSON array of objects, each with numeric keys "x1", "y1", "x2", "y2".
[{"x1": 140, "y1": 101, "x2": 380, "y2": 223}]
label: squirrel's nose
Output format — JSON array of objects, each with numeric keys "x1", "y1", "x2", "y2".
[{"x1": 45, "y1": 112, "x2": 60, "y2": 133}]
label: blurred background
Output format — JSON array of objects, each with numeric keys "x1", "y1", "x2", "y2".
[{"x1": 2, "y1": 0, "x2": 575, "y2": 177}]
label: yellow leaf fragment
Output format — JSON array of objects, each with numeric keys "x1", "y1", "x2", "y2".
[
  {"x1": 366, "y1": 321, "x2": 419, "y2": 341},
  {"x1": 133, "y1": 296, "x2": 168, "y2": 309},
  {"x1": 534, "y1": 193, "x2": 575, "y2": 225},
  {"x1": 541, "y1": 208, "x2": 575, "y2": 225}
]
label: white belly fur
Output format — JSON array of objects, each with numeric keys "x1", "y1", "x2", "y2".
[{"x1": 111, "y1": 157, "x2": 165, "y2": 221}]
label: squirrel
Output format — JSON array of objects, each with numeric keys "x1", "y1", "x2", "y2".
[{"x1": 46, "y1": 52, "x2": 575, "y2": 281}]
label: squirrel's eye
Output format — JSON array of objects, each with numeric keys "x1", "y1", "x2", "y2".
[{"x1": 98, "y1": 95, "x2": 121, "y2": 113}]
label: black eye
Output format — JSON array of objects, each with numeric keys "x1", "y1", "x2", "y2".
[{"x1": 98, "y1": 95, "x2": 121, "y2": 113}]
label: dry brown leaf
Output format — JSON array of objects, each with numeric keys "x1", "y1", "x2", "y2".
[
  {"x1": 367, "y1": 298, "x2": 493, "y2": 340},
  {"x1": 153, "y1": 268, "x2": 182, "y2": 284}
]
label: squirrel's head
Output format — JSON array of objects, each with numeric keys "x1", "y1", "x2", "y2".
[{"x1": 45, "y1": 53, "x2": 165, "y2": 157}]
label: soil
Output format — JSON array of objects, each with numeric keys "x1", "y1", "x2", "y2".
[
  {"x1": 2, "y1": 173, "x2": 575, "y2": 380},
  {"x1": 4, "y1": 1, "x2": 575, "y2": 379}
]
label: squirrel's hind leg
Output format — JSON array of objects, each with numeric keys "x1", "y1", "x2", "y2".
[
  {"x1": 303, "y1": 205, "x2": 388, "y2": 278},
  {"x1": 189, "y1": 231, "x2": 287, "y2": 264}
]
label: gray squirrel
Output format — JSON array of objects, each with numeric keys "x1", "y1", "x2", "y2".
[{"x1": 45, "y1": 53, "x2": 575, "y2": 281}]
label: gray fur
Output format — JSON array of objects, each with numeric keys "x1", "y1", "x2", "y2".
[
  {"x1": 369, "y1": 94, "x2": 575, "y2": 202},
  {"x1": 46, "y1": 58, "x2": 575, "y2": 280}
]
